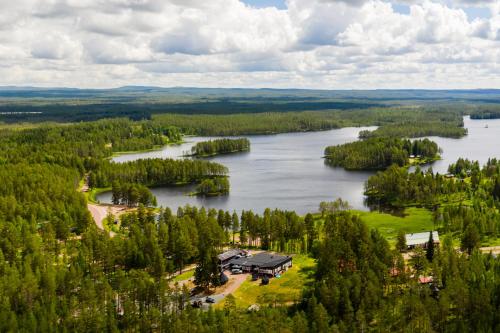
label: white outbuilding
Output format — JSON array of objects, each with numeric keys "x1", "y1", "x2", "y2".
[{"x1": 405, "y1": 231, "x2": 439, "y2": 249}]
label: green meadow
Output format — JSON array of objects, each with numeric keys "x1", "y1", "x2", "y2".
[{"x1": 355, "y1": 207, "x2": 436, "y2": 246}]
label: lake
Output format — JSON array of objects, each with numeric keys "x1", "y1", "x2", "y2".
[
  {"x1": 97, "y1": 116, "x2": 500, "y2": 214},
  {"x1": 99, "y1": 126, "x2": 376, "y2": 214},
  {"x1": 416, "y1": 116, "x2": 500, "y2": 174}
]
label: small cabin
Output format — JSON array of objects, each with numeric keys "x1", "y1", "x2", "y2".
[{"x1": 405, "y1": 231, "x2": 439, "y2": 250}]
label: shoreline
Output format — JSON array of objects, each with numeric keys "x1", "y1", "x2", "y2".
[
  {"x1": 110, "y1": 138, "x2": 186, "y2": 158},
  {"x1": 79, "y1": 178, "x2": 130, "y2": 236},
  {"x1": 186, "y1": 148, "x2": 250, "y2": 158}
]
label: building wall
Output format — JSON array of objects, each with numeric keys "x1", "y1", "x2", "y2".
[
  {"x1": 258, "y1": 259, "x2": 293, "y2": 276},
  {"x1": 407, "y1": 240, "x2": 440, "y2": 250}
]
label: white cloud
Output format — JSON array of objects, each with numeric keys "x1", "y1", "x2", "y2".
[
  {"x1": 31, "y1": 33, "x2": 82, "y2": 60},
  {"x1": 0, "y1": 0, "x2": 500, "y2": 89}
]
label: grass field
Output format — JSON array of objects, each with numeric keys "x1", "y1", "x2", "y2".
[
  {"x1": 221, "y1": 254, "x2": 316, "y2": 309},
  {"x1": 172, "y1": 270, "x2": 194, "y2": 282},
  {"x1": 355, "y1": 208, "x2": 436, "y2": 246}
]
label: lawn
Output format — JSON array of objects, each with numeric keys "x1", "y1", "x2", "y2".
[
  {"x1": 355, "y1": 207, "x2": 436, "y2": 246},
  {"x1": 172, "y1": 269, "x2": 194, "y2": 282},
  {"x1": 356, "y1": 208, "x2": 500, "y2": 248},
  {"x1": 222, "y1": 254, "x2": 316, "y2": 309}
]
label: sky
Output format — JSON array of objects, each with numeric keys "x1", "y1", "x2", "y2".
[{"x1": 1, "y1": 0, "x2": 500, "y2": 89}]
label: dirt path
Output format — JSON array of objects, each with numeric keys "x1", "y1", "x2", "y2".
[
  {"x1": 80, "y1": 174, "x2": 129, "y2": 237},
  {"x1": 190, "y1": 272, "x2": 249, "y2": 309},
  {"x1": 87, "y1": 203, "x2": 128, "y2": 237},
  {"x1": 87, "y1": 203, "x2": 109, "y2": 230},
  {"x1": 88, "y1": 203, "x2": 126, "y2": 228},
  {"x1": 480, "y1": 246, "x2": 500, "y2": 255},
  {"x1": 218, "y1": 273, "x2": 248, "y2": 296}
]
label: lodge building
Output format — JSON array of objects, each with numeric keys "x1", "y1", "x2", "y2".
[
  {"x1": 217, "y1": 249, "x2": 245, "y2": 270},
  {"x1": 217, "y1": 250, "x2": 293, "y2": 277}
]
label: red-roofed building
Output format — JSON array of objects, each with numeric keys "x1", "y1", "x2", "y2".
[{"x1": 418, "y1": 276, "x2": 433, "y2": 284}]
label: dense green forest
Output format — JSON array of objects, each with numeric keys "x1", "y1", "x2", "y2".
[
  {"x1": 365, "y1": 165, "x2": 466, "y2": 206},
  {"x1": 195, "y1": 177, "x2": 230, "y2": 196},
  {"x1": 88, "y1": 158, "x2": 228, "y2": 189},
  {"x1": 0, "y1": 118, "x2": 181, "y2": 166},
  {"x1": 0, "y1": 99, "x2": 468, "y2": 140},
  {"x1": 469, "y1": 105, "x2": 500, "y2": 119},
  {"x1": 0, "y1": 102, "x2": 498, "y2": 331},
  {"x1": 0, "y1": 119, "x2": 181, "y2": 236},
  {"x1": 0, "y1": 198, "x2": 497, "y2": 331},
  {"x1": 365, "y1": 159, "x2": 500, "y2": 245},
  {"x1": 1, "y1": 86, "x2": 499, "y2": 123},
  {"x1": 111, "y1": 181, "x2": 157, "y2": 207},
  {"x1": 190, "y1": 138, "x2": 250, "y2": 157},
  {"x1": 325, "y1": 137, "x2": 440, "y2": 170},
  {"x1": 155, "y1": 111, "x2": 346, "y2": 135},
  {"x1": 154, "y1": 107, "x2": 467, "y2": 137},
  {"x1": 359, "y1": 120, "x2": 467, "y2": 138}
]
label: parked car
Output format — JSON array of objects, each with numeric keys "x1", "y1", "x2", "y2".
[
  {"x1": 232, "y1": 269, "x2": 243, "y2": 274},
  {"x1": 205, "y1": 297, "x2": 216, "y2": 303},
  {"x1": 191, "y1": 300, "x2": 203, "y2": 308},
  {"x1": 190, "y1": 287, "x2": 203, "y2": 297}
]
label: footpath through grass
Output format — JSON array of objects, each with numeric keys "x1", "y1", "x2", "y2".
[
  {"x1": 223, "y1": 254, "x2": 316, "y2": 309},
  {"x1": 355, "y1": 207, "x2": 435, "y2": 246}
]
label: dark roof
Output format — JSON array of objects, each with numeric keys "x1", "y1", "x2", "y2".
[
  {"x1": 260, "y1": 256, "x2": 292, "y2": 269},
  {"x1": 218, "y1": 249, "x2": 242, "y2": 261},
  {"x1": 229, "y1": 252, "x2": 292, "y2": 269}
]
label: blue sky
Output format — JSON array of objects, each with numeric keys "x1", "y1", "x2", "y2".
[
  {"x1": 242, "y1": 0, "x2": 492, "y2": 19},
  {"x1": 242, "y1": 0, "x2": 287, "y2": 9}
]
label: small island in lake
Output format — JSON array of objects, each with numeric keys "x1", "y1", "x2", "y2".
[
  {"x1": 190, "y1": 138, "x2": 250, "y2": 157},
  {"x1": 324, "y1": 137, "x2": 440, "y2": 170},
  {"x1": 194, "y1": 177, "x2": 230, "y2": 196}
]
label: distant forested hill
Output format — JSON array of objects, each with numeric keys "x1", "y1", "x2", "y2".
[{"x1": 1, "y1": 86, "x2": 500, "y2": 123}]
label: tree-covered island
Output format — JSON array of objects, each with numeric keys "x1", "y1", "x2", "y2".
[
  {"x1": 189, "y1": 138, "x2": 250, "y2": 157},
  {"x1": 195, "y1": 177, "x2": 230, "y2": 196},
  {"x1": 324, "y1": 137, "x2": 440, "y2": 170}
]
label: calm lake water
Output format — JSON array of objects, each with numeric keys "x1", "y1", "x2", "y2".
[
  {"x1": 97, "y1": 116, "x2": 500, "y2": 214},
  {"x1": 417, "y1": 116, "x2": 500, "y2": 174}
]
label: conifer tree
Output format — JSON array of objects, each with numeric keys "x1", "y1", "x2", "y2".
[
  {"x1": 396, "y1": 230, "x2": 407, "y2": 252},
  {"x1": 426, "y1": 231, "x2": 435, "y2": 262}
]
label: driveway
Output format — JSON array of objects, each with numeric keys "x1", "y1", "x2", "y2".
[
  {"x1": 87, "y1": 203, "x2": 127, "y2": 237},
  {"x1": 189, "y1": 272, "x2": 249, "y2": 310}
]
